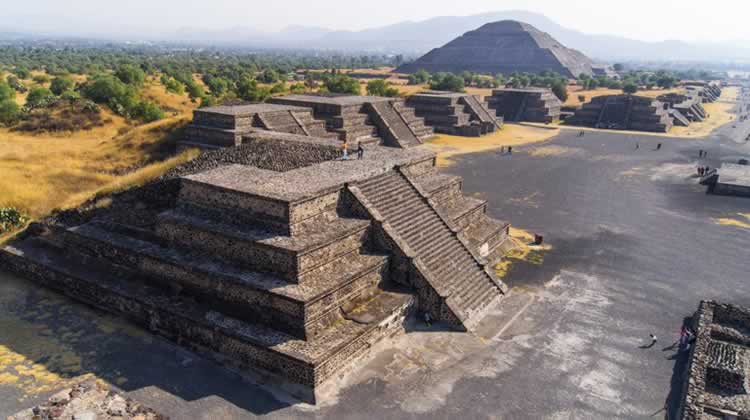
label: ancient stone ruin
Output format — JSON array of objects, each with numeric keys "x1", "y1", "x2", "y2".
[
  {"x1": 404, "y1": 91, "x2": 502, "y2": 136},
  {"x1": 684, "y1": 81, "x2": 723, "y2": 103},
  {"x1": 486, "y1": 88, "x2": 562, "y2": 123},
  {"x1": 183, "y1": 103, "x2": 334, "y2": 149},
  {"x1": 397, "y1": 20, "x2": 594, "y2": 78},
  {"x1": 0, "y1": 105, "x2": 515, "y2": 403},
  {"x1": 567, "y1": 95, "x2": 674, "y2": 132},
  {"x1": 268, "y1": 94, "x2": 434, "y2": 148},
  {"x1": 657, "y1": 93, "x2": 708, "y2": 124},
  {"x1": 701, "y1": 163, "x2": 750, "y2": 198},
  {"x1": 679, "y1": 301, "x2": 750, "y2": 419}
]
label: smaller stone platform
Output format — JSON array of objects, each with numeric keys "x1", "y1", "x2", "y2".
[
  {"x1": 269, "y1": 94, "x2": 434, "y2": 147},
  {"x1": 702, "y1": 163, "x2": 750, "y2": 198},
  {"x1": 567, "y1": 95, "x2": 673, "y2": 133},
  {"x1": 183, "y1": 103, "x2": 332, "y2": 149},
  {"x1": 405, "y1": 92, "x2": 501, "y2": 136},
  {"x1": 487, "y1": 88, "x2": 562, "y2": 123},
  {"x1": 679, "y1": 301, "x2": 750, "y2": 419}
]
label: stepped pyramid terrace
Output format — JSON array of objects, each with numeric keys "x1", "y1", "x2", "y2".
[
  {"x1": 567, "y1": 95, "x2": 675, "y2": 133},
  {"x1": 404, "y1": 91, "x2": 502, "y2": 136},
  {"x1": 396, "y1": 20, "x2": 595, "y2": 78},
  {"x1": 0, "y1": 101, "x2": 516, "y2": 403},
  {"x1": 487, "y1": 88, "x2": 563, "y2": 123}
]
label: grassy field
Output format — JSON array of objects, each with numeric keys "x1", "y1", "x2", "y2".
[{"x1": 0, "y1": 74, "x2": 200, "y2": 240}]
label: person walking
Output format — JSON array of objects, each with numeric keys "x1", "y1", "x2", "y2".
[
  {"x1": 508, "y1": 146, "x2": 513, "y2": 155},
  {"x1": 656, "y1": 143, "x2": 662, "y2": 151},
  {"x1": 649, "y1": 333, "x2": 658, "y2": 347},
  {"x1": 356, "y1": 141, "x2": 364, "y2": 160},
  {"x1": 341, "y1": 141, "x2": 349, "y2": 160},
  {"x1": 636, "y1": 142, "x2": 640, "y2": 150}
]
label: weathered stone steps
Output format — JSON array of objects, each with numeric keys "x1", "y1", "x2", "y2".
[
  {"x1": 53, "y1": 222, "x2": 391, "y2": 340},
  {"x1": 155, "y1": 210, "x2": 370, "y2": 282},
  {"x1": 356, "y1": 171, "x2": 502, "y2": 330},
  {"x1": 0, "y1": 238, "x2": 413, "y2": 402}
]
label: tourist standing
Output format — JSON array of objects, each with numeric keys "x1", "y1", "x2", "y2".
[
  {"x1": 357, "y1": 141, "x2": 364, "y2": 160},
  {"x1": 656, "y1": 143, "x2": 662, "y2": 151},
  {"x1": 341, "y1": 141, "x2": 349, "y2": 160}
]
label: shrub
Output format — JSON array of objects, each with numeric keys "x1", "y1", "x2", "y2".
[
  {"x1": 12, "y1": 67, "x2": 31, "y2": 80},
  {"x1": 134, "y1": 100, "x2": 164, "y2": 122},
  {"x1": 185, "y1": 81, "x2": 204, "y2": 100},
  {"x1": 366, "y1": 79, "x2": 399, "y2": 97},
  {"x1": 25, "y1": 87, "x2": 55, "y2": 109},
  {"x1": 551, "y1": 81, "x2": 568, "y2": 102},
  {"x1": 258, "y1": 69, "x2": 280, "y2": 84},
  {"x1": 165, "y1": 78, "x2": 184, "y2": 94},
  {"x1": 324, "y1": 74, "x2": 360, "y2": 95},
  {"x1": 32, "y1": 74, "x2": 50, "y2": 85},
  {"x1": 237, "y1": 77, "x2": 271, "y2": 102},
  {"x1": 6, "y1": 75, "x2": 26, "y2": 93},
  {"x1": 0, "y1": 207, "x2": 29, "y2": 233},
  {"x1": 115, "y1": 64, "x2": 146, "y2": 86},
  {"x1": 623, "y1": 82, "x2": 638, "y2": 95},
  {"x1": 408, "y1": 69, "x2": 430, "y2": 85},
  {"x1": 429, "y1": 73, "x2": 465, "y2": 92},
  {"x1": 270, "y1": 82, "x2": 287, "y2": 95},
  {"x1": 50, "y1": 75, "x2": 75, "y2": 95},
  {"x1": 60, "y1": 90, "x2": 81, "y2": 102},
  {"x1": 0, "y1": 99, "x2": 21, "y2": 126},
  {"x1": 577, "y1": 95, "x2": 586, "y2": 103},
  {"x1": 289, "y1": 82, "x2": 306, "y2": 94},
  {"x1": 0, "y1": 81, "x2": 14, "y2": 101}
]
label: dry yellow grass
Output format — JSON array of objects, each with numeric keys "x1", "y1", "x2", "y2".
[
  {"x1": 714, "y1": 212, "x2": 750, "y2": 230},
  {"x1": 0, "y1": 76, "x2": 199, "y2": 235},
  {"x1": 424, "y1": 124, "x2": 559, "y2": 167},
  {"x1": 495, "y1": 227, "x2": 551, "y2": 279}
]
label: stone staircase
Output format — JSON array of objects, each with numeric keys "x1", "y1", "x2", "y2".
[
  {"x1": 460, "y1": 94, "x2": 497, "y2": 126},
  {"x1": 352, "y1": 170, "x2": 504, "y2": 330},
  {"x1": 367, "y1": 101, "x2": 423, "y2": 148},
  {"x1": 1, "y1": 169, "x2": 419, "y2": 403}
]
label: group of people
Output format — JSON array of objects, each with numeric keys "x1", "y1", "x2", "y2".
[
  {"x1": 698, "y1": 150, "x2": 708, "y2": 158},
  {"x1": 340, "y1": 141, "x2": 365, "y2": 161},
  {"x1": 697, "y1": 166, "x2": 712, "y2": 176}
]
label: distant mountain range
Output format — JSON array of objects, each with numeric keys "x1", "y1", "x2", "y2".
[{"x1": 4, "y1": 10, "x2": 750, "y2": 63}]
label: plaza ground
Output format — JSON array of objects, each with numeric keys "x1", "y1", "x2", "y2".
[{"x1": 1, "y1": 93, "x2": 750, "y2": 419}]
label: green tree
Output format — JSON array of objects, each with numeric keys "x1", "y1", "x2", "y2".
[
  {"x1": 115, "y1": 64, "x2": 146, "y2": 86},
  {"x1": 577, "y1": 94, "x2": 586, "y2": 103},
  {"x1": 50, "y1": 75, "x2": 75, "y2": 95},
  {"x1": 0, "y1": 81, "x2": 14, "y2": 101},
  {"x1": 270, "y1": 82, "x2": 287, "y2": 95},
  {"x1": 613, "y1": 63, "x2": 625, "y2": 72},
  {"x1": 25, "y1": 87, "x2": 54, "y2": 108},
  {"x1": 289, "y1": 82, "x2": 306, "y2": 94},
  {"x1": 259, "y1": 69, "x2": 280, "y2": 84},
  {"x1": 32, "y1": 74, "x2": 50, "y2": 85},
  {"x1": 134, "y1": 100, "x2": 164, "y2": 122},
  {"x1": 0, "y1": 99, "x2": 20, "y2": 126},
  {"x1": 408, "y1": 69, "x2": 430, "y2": 85},
  {"x1": 185, "y1": 81, "x2": 205, "y2": 100},
  {"x1": 324, "y1": 74, "x2": 360, "y2": 95},
  {"x1": 165, "y1": 78, "x2": 185, "y2": 94},
  {"x1": 6, "y1": 75, "x2": 26, "y2": 93},
  {"x1": 622, "y1": 82, "x2": 638, "y2": 95},
  {"x1": 429, "y1": 73, "x2": 465, "y2": 92},
  {"x1": 551, "y1": 82, "x2": 568, "y2": 102},
  {"x1": 205, "y1": 76, "x2": 230, "y2": 96},
  {"x1": 12, "y1": 67, "x2": 31, "y2": 79},
  {"x1": 237, "y1": 77, "x2": 271, "y2": 102}
]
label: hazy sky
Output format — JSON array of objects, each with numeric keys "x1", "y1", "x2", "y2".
[{"x1": 1, "y1": 0, "x2": 746, "y2": 42}]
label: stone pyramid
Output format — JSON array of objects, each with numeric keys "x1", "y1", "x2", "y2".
[{"x1": 397, "y1": 20, "x2": 594, "y2": 78}]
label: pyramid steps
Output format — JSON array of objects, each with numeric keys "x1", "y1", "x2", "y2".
[
  {"x1": 352, "y1": 171, "x2": 504, "y2": 330},
  {"x1": 0, "y1": 238, "x2": 413, "y2": 402}
]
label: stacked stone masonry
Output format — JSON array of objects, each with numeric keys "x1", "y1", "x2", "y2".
[
  {"x1": 0, "y1": 123, "x2": 513, "y2": 403},
  {"x1": 405, "y1": 92, "x2": 501, "y2": 136},
  {"x1": 678, "y1": 301, "x2": 750, "y2": 419},
  {"x1": 567, "y1": 95, "x2": 674, "y2": 133},
  {"x1": 487, "y1": 88, "x2": 562, "y2": 123}
]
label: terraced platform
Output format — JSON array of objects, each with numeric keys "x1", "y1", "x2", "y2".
[{"x1": 1, "y1": 118, "x2": 515, "y2": 403}]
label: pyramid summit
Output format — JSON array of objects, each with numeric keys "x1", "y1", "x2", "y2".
[{"x1": 397, "y1": 20, "x2": 595, "y2": 78}]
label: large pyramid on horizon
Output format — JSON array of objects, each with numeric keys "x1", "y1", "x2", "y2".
[{"x1": 397, "y1": 20, "x2": 594, "y2": 78}]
